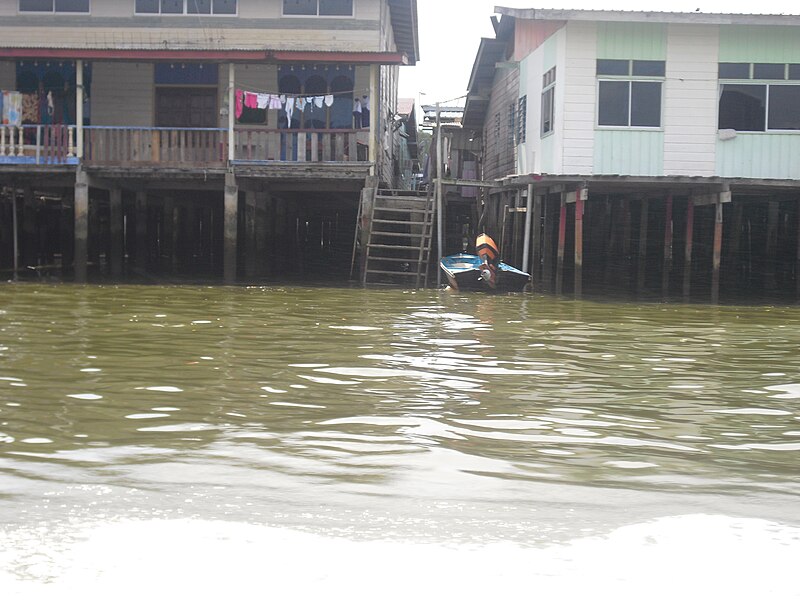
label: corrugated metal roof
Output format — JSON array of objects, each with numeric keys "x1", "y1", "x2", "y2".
[
  {"x1": 494, "y1": 7, "x2": 800, "y2": 26},
  {"x1": 388, "y1": 0, "x2": 419, "y2": 65}
]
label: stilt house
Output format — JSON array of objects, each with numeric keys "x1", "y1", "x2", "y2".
[
  {"x1": 0, "y1": 0, "x2": 418, "y2": 283},
  {"x1": 463, "y1": 8, "x2": 800, "y2": 302}
]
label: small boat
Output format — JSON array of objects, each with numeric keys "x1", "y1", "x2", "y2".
[{"x1": 440, "y1": 253, "x2": 531, "y2": 292}]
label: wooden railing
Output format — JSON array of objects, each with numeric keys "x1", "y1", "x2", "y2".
[
  {"x1": 83, "y1": 127, "x2": 228, "y2": 167},
  {"x1": 2, "y1": 126, "x2": 370, "y2": 167},
  {"x1": 0, "y1": 125, "x2": 76, "y2": 164},
  {"x1": 233, "y1": 128, "x2": 368, "y2": 163}
]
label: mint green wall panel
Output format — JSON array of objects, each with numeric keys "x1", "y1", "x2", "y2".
[
  {"x1": 594, "y1": 130, "x2": 664, "y2": 176},
  {"x1": 541, "y1": 134, "x2": 555, "y2": 173},
  {"x1": 719, "y1": 26, "x2": 800, "y2": 63},
  {"x1": 543, "y1": 34, "x2": 558, "y2": 70},
  {"x1": 596, "y1": 22, "x2": 667, "y2": 60},
  {"x1": 717, "y1": 134, "x2": 800, "y2": 179}
]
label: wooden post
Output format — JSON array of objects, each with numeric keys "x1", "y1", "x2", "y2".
[
  {"x1": 135, "y1": 190, "x2": 147, "y2": 272},
  {"x1": 368, "y1": 64, "x2": 379, "y2": 175},
  {"x1": 11, "y1": 188, "x2": 19, "y2": 280},
  {"x1": 765, "y1": 200, "x2": 779, "y2": 291},
  {"x1": 637, "y1": 198, "x2": 649, "y2": 295},
  {"x1": 435, "y1": 103, "x2": 444, "y2": 286},
  {"x1": 711, "y1": 196, "x2": 724, "y2": 304},
  {"x1": 244, "y1": 190, "x2": 257, "y2": 279},
  {"x1": 76, "y1": 59, "x2": 84, "y2": 159},
  {"x1": 109, "y1": 187, "x2": 123, "y2": 279},
  {"x1": 22, "y1": 187, "x2": 36, "y2": 267},
  {"x1": 683, "y1": 199, "x2": 695, "y2": 301},
  {"x1": 162, "y1": 197, "x2": 175, "y2": 272},
  {"x1": 74, "y1": 168, "x2": 89, "y2": 282},
  {"x1": 223, "y1": 171, "x2": 238, "y2": 284},
  {"x1": 530, "y1": 192, "x2": 543, "y2": 284},
  {"x1": 796, "y1": 202, "x2": 800, "y2": 300},
  {"x1": 228, "y1": 63, "x2": 235, "y2": 163},
  {"x1": 662, "y1": 195, "x2": 673, "y2": 298},
  {"x1": 574, "y1": 188, "x2": 585, "y2": 299},
  {"x1": 255, "y1": 190, "x2": 269, "y2": 279},
  {"x1": 556, "y1": 192, "x2": 567, "y2": 295},
  {"x1": 542, "y1": 194, "x2": 554, "y2": 290},
  {"x1": 728, "y1": 201, "x2": 743, "y2": 289}
]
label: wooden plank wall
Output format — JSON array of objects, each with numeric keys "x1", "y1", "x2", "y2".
[{"x1": 482, "y1": 65, "x2": 519, "y2": 182}]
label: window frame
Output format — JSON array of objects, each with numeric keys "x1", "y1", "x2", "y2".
[
  {"x1": 281, "y1": 0, "x2": 354, "y2": 18},
  {"x1": 19, "y1": 0, "x2": 90, "y2": 13},
  {"x1": 541, "y1": 66, "x2": 556, "y2": 138},
  {"x1": 134, "y1": 0, "x2": 238, "y2": 16},
  {"x1": 518, "y1": 95, "x2": 527, "y2": 144},
  {"x1": 717, "y1": 62, "x2": 800, "y2": 133},
  {"x1": 596, "y1": 59, "x2": 665, "y2": 130}
]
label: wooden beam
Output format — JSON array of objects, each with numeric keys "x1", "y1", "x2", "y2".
[
  {"x1": 712, "y1": 198, "x2": 724, "y2": 304},
  {"x1": 109, "y1": 187, "x2": 123, "y2": 279},
  {"x1": 662, "y1": 195, "x2": 673, "y2": 299},
  {"x1": 223, "y1": 172, "x2": 238, "y2": 284},
  {"x1": 637, "y1": 198, "x2": 649, "y2": 296},
  {"x1": 556, "y1": 192, "x2": 567, "y2": 295},
  {"x1": 530, "y1": 193, "x2": 543, "y2": 284},
  {"x1": 683, "y1": 199, "x2": 695, "y2": 301},
  {"x1": 574, "y1": 188, "x2": 585, "y2": 299}
]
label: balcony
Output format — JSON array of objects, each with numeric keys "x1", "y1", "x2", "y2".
[
  {"x1": 0, "y1": 125, "x2": 78, "y2": 165},
  {"x1": 1, "y1": 125, "x2": 371, "y2": 179}
]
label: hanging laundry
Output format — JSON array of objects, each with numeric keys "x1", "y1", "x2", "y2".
[
  {"x1": 269, "y1": 94, "x2": 283, "y2": 110},
  {"x1": 256, "y1": 93, "x2": 270, "y2": 109},
  {"x1": 361, "y1": 95, "x2": 371, "y2": 128},
  {"x1": 313, "y1": 96, "x2": 324, "y2": 109},
  {"x1": 2, "y1": 91, "x2": 22, "y2": 126},
  {"x1": 285, "y1": 96, "x2": 295, "y2": 124},
  {"x1": 235, "y1": 89, "x2": 244, "y2": 119},
  {"x1": 244, "y1": 92, "x2": 258, "y2": 109},
  {"x1": 296, "y1": 97, "x2": 307, "y2": 111},
  {"x1": 324, "y1": 95, "x2": 334, "y2": 107},
  {"x1": 279, "y1": 94, "x2": 286, "y2": 104},
  {"x1": 21, "y1": 92, "x2": 39, "y2": 124}
]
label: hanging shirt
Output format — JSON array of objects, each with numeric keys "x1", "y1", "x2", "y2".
[
  {"x1": 244, "y1": 92, "x2": 258, "y2": 109},
  {"x1": 269, "y1": 94, "x2": 283, "y2": 110},
  {"x1": 256, "y1": 93, "x2": 270, "y2": 110},
  {"x1": 285, "y1": 97, "x2": 295, "y2": 123},
  {"x1": 313, "y1": 96, "x2": 325, "y2": 109},
  {"x1": 324, "y1": 95, "x2": 334, "y2": 107},
  {"x1": 235, "y1": 89, "x2": 244, "y2": 119}
]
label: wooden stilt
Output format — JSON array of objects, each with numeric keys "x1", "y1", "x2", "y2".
[
  {"x1": 135, "y1": 190, "x2": 147, "y2": 272},
  {"x1": 531, "y1": 193, "x2": 543, "y2": 285},
  {"x1": 555, "y1": 192, "x2": 567, "y2": 295},
  {"x1": 223, "y1": 172, "x2": 238, "y2": 284},
  {"x1": 245, "y1": 190, "x2": 257, "y2": 279},
  {"x1": 796, "y1": 202, "x2": 800, "y2": 300},
  {"x1": 765, "y1": 200, "x2": 779, "y2": 291},
  {"x1": 637, "y1": 198, "x2": 649, "y2": 296},
  {"x1": 541, "y1": 194, "x2": 554, "y2": 291},
  {"x1": 683, "y1": 199, "x2": 694, "y2": 301},
  {"x1": 255, "y1": 191, "x2": 269, "y2": 279},
  {"x1": 574, "y1": 189, "x2": 585, "y2": 299},
  {"x1": 109, "y1": 187, "x2": 123, "y2": 279},
  {"x1": 23, "y1": 187, "x2": 36, "y2": 267},
  {"x1": 60, "y1": 194, "x2": 73, "y2": 274},
  {"x1": 74, "y1": 169, "x2": 89, "y2": 283},
  {"x1": 662, "y1": 195, "x2": 673, "y2": 299},
  {"x1": 711, "y1": 197, "x2": 724, "y2": 304},
  {"x1": 11, "y1": 189, "x2": 19, "y2": 279}
]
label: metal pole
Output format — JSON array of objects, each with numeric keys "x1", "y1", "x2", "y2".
[
  {"x1": 522, "y1": 183, "x2": 534, "y2": 273},
  {"x1": 435, "y1": 101, "x2": 443, "y2": 287}
]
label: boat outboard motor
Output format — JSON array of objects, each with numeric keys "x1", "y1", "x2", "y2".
[{"x1": 475, "y1": 233, "x2": 500, "y2": 290}]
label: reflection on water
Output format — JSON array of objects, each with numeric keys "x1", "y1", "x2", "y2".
[{"x1": 1, "y1": 284, "x2": 800, "y2": 595}]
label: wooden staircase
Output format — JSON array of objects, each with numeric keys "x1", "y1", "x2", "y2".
[{"x1": 360, "y1": 188, "x2": 435, "y2": 288}]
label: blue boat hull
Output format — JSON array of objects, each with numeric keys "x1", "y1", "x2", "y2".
[{"x1": 440, "y1": 253, "x2": 530, "y2": 292}]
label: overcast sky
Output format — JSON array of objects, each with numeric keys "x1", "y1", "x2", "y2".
[{"x1": 399, "y1": 0, "x2": 800, "y2": 105}]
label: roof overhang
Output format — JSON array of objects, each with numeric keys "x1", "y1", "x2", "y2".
[
  {"x1": 0, "y1": 48, "x2": 409, "y2": 65},
  {"x1": 463, "y1": 38, "x2": 507, "y2": 130},
  {"x1": 494, "y1": 7, "x2": 800, "y2": 26},
  {"x1": 388, "y1": 0, "x2": 419, "y2": 65}
]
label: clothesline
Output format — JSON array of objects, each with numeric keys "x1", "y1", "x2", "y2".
[
  {"x1": 235, "y1": 87, "x2": 371, "y2": 127},
  {"x1": 230, "y1": 84, "x2": 371, "y2": 97}
]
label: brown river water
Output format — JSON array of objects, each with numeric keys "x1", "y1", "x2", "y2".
[{"x1": 1, "y1": 284, "x2": 799, "y2": 598}]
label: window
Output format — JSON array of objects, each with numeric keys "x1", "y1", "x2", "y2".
[
  {"x1": 283, "y1": 0, "x2": 353, "y2": 16},
  {"x1": 718, "y1": 62, "x2": 800, "y2": 131},
  {"x1": 19, "y1": 0, "x2": 89, "y2": 12},
  {"x1": 135, "y1": 0, "x2": 236, "y2": 14},
  {"x1": 518, "y1": 96, "x2": 527, "y2": 144},
  {"x1": 597, "y1": 59, "x2": 664, "y2": 128},
  {"x1": 508, "y1": 102, "x2": 516, "y2": 146},
  {"x1": 541, "y1": 66, "x2": 555, "y2": 137}
]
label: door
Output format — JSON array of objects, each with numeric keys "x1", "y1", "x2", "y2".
[{"x1": 155, "y1": 87, "x2": 217, "y2": 128}]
